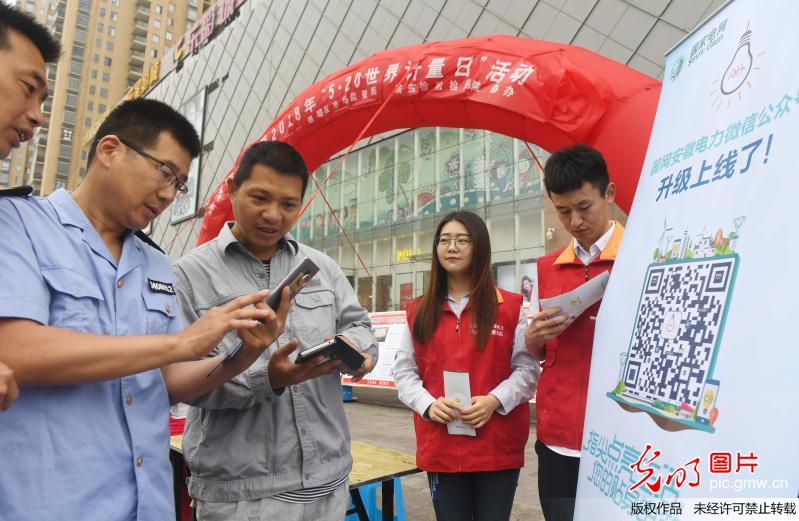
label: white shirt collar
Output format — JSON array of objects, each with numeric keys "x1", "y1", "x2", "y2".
[{"x1": 573, "y1": 222, "x2": 615, "y2": 265}]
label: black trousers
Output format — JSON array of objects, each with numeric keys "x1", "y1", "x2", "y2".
[
  {"x1": 535, "y1": 440, "x2": 581, "y2": 521},
  {"x1": 427, "y1": 468, "x2": 520, "y2": 521}
]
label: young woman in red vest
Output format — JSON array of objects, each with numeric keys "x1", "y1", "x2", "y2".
[{"x1": 393, "y1": 210, "x2": 539, "y2": 521}]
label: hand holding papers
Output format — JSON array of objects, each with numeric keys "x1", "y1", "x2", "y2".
[
  {"x1": 443, "y1": 371, "x2": 476, "y2": 437},
  {"x1": 538, "y1": 270, "x2": 610, "y2": 325}
]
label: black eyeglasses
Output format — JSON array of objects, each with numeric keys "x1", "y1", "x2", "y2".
[
  {"x1": 118, "y1": 137, "x2": 189, "y2": 195},
  {"x1": 435, "y1": 235, "x2": 472, "y2": 249}
]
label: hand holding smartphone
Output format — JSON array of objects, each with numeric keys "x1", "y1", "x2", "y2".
[
  {"x1": 265, "y1": 257, "x2": 320, "y2": 310},
  {"x1": 295, "y1": 335, "x2": 365, "y2": 372},
  {"x1": 207, "y1": 257, "x2": 320, "y2": 377}
]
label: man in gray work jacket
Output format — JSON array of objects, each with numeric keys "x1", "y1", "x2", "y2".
[{"x1": 173, "y1": 141, "x2": 378, "y2": 520}]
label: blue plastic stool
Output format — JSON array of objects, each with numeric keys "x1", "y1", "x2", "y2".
[{"x1": 346, "y1": 477, "x2": 406, "y2": 521}]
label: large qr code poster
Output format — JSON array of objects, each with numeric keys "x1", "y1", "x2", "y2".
[{"x1": 609, "y1": 255, "x2": 738, "y2": 432}]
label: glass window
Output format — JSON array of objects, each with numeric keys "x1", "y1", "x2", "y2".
[
  {"x1": 98, "y1": 104, "x2": 106, "y2": 113},
  {"x1": 438, "y1": 128, "x2": 460, "y2": 210},
  {"x1": 106, "y1": 41, "x2": 113, "y2": 51},
  {"x1": 100, "y1": 88, "x2": 108, "y2": 98},
  {"x1": 462, "y1": 129, "x2": 486, "y2": 208},
  {"x1": 68, "y1": 78, "x2": 79, "y2": 91},
  {"x1": 357, "y1": 277, "x2": 372, "y2": 312},
  {"x1": 74, "y1": 29, "x2": 86, "y2": 43},
  {"x1": 326, "y1": 165, "x2": 342, "y2": 238},
  {"x1": 77, "y1": 14, "x2": 89, "y2": 26},
  {"x1": 156, "y1": 5, "x2": 162, "y2": 14},
  {"x1": 340, "y1": 157, "x2": 357, "y2": 233},
  {"x1": 416, "y1": 128, "x2": 436, "y2": 217},
  {"x1": 167, "y1": 17, "x2": 174, "y2": 26},
  {"x1": 71, "y1": 61, "x2": 82, "y2": 74},
  {"x1": 152, "y1": 34, "x2": 160, "y2": 44},
  {"x1": 375, "y1": 274, "x2": 392, "y2": 312},
  {"x1": 93, "y1": 54, "x2": 99, "y2": 64},
  {"x1": 89, "y1": 85, "x2": 96, "y2": 95},
  {"x1": 358, "y1": 149, "x2": 376, "y2": 229},
  {"x1": 99, "y1": 8, "x2": 105, "y2": 17},
  {"x1": 516, "y1": 202, "x2": 544, "y2": 249},
  {"x1": 154, "y1": 19, "x2": 161, "y2": 29},
  {"x1": 72, "y1": 44, "x2": 84, "y2": 58},
  {"x1": 310, "y1": 189, "x2": 325, "y2": 240},
  {"x1": 296, "y1": 210, "x2": 311, "y2": 243},
  {"x1": 98, "y1": 23, "x2": 104, "y2": 33},
  {"x1": 95, "y1": 38, "x2": 101, "y2": 49},
  {"x1": 102, "y1": 71, "x2": 110, "y2": 81},
  {"x1": 375, "y1": 142, "x2": 394, "y2": 224},
  {"x1": 65, "y1": 94, "x2": 78, "y2": 108},
  {"x1": 87, "y1": 101, "x2": 94, "y2": 111},
  {"x1": 517, "y1": 140, "x2": 544, "y2": 195},
  {"x1": 488, "y1": 133, "x2": 514, "y2": 202},
  {"x1": 104, "y1": 57, "x2": 112, "y2": 66},
  {"x1": 165, "y1": 31, "x2": 173, "y2": 41},
  {"x1": 150, "y1": 49, "x2": 158, "y2": 58},
  {"x1": 395, "y1": 132, "x2": 414, "y2": 222},
  {"x1": 110, "y1": 12, "x2": 117, "y2": 21},
  {"x1": 90, "y1": 69, "x2": 97, "y2": 79},
  {"x1": 109, "y1": 27, "x2": 116, "y2": 37},
  {"x1": 168, "y1": 3, "x2": 175, "y2": 12}
]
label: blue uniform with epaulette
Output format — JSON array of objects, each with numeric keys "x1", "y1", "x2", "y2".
[{"x1": 0, "y1": 189, "x2": 181, "y2": 520}]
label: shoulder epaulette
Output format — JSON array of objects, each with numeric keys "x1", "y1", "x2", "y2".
[
  {"x1": 135, "y1": 230, "x2": 166, "y2": 254},
  {"x1": 0, "y1": 185, "x2": 33, "y2": 197}
]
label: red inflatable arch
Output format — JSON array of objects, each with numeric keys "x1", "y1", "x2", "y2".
[{"x1": 197, "y1": 35, "x2": 661, "y2": 244}]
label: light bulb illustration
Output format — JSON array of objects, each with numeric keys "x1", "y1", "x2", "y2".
[{"x1": 720, "y1": 23, "x2": 752, "y2": 95}]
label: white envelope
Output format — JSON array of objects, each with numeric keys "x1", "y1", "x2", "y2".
[{"x1": 443, "y1": 371, "x2": 476, "y2": 437}]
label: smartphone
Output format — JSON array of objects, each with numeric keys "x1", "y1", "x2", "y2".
[
  {"x1": 265, "y1": 257, "x2": 320, "y2": 310},
  {"x1": 206, "y1": 257, "x2": 320, "y2": 378},
  {"x1": 295, "y1": 335, "x2": 365, "y2": 371}
]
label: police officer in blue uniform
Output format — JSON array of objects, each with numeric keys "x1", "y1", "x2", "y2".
[
  {"x1": 0, "y1": 98, "x2": 298, "y2": 520},
  {"x1": 0, "y1": 4, "x2": 61, "y2": 411}
]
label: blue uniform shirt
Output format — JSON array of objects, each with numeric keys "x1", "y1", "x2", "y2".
[{"x1": 0, "y1": 189, "x2": 181, "y2": 520}]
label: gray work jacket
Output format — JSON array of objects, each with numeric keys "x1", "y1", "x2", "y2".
[{"x1": 172, "y1": 222, "x2": 378, "y2": 502}]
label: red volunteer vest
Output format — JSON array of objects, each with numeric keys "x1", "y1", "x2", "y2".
[
  {"x1": 535, "y1": 223, "x2": 624, "y2": 450},
  {"x1": 405, "y1": 289, "x2": 529, "y2": 473}
]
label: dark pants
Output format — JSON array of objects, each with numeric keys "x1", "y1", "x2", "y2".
[
  {"x1": 427, "y1": 468, "x2": 520, "y2": 521},
  {"x1": 535, "y1": 440, "x2": 580, "y2": 521}
]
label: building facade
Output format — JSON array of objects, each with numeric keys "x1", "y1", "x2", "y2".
[
  {"x1": 130, "y1": 0, "x2": 721, "y2": 310},
  {"x1": 1, "y1": 0, "x2": 207, "y2": 193}
]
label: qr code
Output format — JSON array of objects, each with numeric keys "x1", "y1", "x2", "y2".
[{"x1": 621, "y1": 256, "x2": 738, "y2": 411}]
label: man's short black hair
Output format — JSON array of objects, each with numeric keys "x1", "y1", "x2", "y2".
[
  {"x1": 233, "y1": 141, "x2": 309, "y2": 198},
  {"x1": 0, "y1": 3, "x2": 61, "y2": 63},
  {"x1": 543, "y1": 144, "x2": 609, "y2": 196},
  {"x1": 87, "y1": 98, "x2": 201, "y2": 167}
]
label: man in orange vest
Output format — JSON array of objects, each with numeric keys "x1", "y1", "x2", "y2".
[{"x1": 525, "y1": 144, "x2": 625, "y2": 521}]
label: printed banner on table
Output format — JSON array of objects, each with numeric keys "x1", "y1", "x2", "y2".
[
  {"x1": 342, "y1": 311, "x2": 407, "y2": 388},
  {"x1": 576, "y1": 0, "x2": 799, "y2": 518}
]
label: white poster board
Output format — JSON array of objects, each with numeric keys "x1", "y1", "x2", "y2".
[
  {"x1": 171, "y1": 88, "x2": 205, "y2": 224},
  {"x1": 576, "y1": 1, "x2": 799, "y2": 518},
  {"x1": 342, "y1": 311, "x2": 407, "y2": 388}
]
